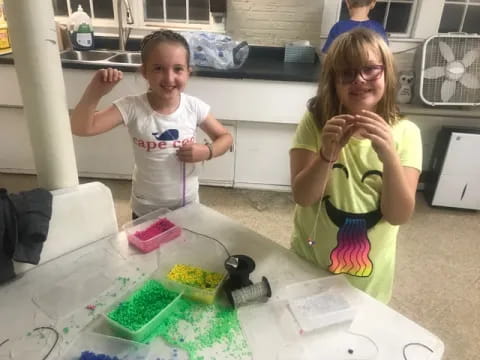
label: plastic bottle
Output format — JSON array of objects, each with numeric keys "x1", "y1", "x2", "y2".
[
  {"x1": 69, "y1": 5, "x2": 94, "y2": 50},
  {"x1": 0, "y1": 0, "x2": 12, "y2": 55}
]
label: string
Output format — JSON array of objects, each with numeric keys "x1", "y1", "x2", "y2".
[
  {"x1": 162, "y1": 126, "x2": 187, "y2": 209},
  {"x1": 33, "y1": 327, "x2": 59, "y2": 360},
  {"x1": 345, "y1": 330, "x2": 379, "y2": 359},
  {"x1": 182, "y1": 161, "x2": 186, "y2": 207},
  {"x1": 181, "y1": 226, "x2": 231, "y2": 258},
  {"x1": 0, "y1": 327, "x2": 59, "y2": 360},
  {"x1": 402, "y1": 342, "x2": 434, "y2": 359},
  {"x1": 307, "y1": 142, "x2": 338, "y2": 246},
  {"x1": 344, "y1": 331, "x2": 435, "y2": 360}
]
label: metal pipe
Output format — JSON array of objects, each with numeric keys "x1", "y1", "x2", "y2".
[{"x1": 4, "y1": 0, "x2": 79, "y2": 190}]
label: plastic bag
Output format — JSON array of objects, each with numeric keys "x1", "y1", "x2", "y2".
[{"x1": 181, "y1": 31, "x2": 249, "y2": 70}]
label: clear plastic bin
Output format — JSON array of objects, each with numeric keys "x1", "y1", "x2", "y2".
[
  {"x1": 62, "y1": 332, "x2": 150, "y2": 359},
  {"x1": 122, "y1": 208, "x2": 182, "y2": 253},
  {"x1": 103, "y1": 279, "x2": 183, "y2": 342},
  {"x1": 153, "y1": 232, "x2": 229, "y2": 304},
  {"x1": 286, "y1": 276, "x2": 361, "y2": 332}
]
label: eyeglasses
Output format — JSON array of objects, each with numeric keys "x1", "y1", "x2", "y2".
[{"x1": 338, "y1": 65, "x2": 384, "y2": 84}]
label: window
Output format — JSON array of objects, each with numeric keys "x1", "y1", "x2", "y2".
[
  {"x1": 144, "y1": 0, "x2": 210, "y2": 23},
  {"x1": 52, "y1": 0, "x2": 212, "y2": 26},
  {"x1": 439, "y1": 0, "x2": 480, "y2": 34},
  {"x1": 52, "y1": 0, "x2": 114, "y2": 20},
  {"x1": 339, "y1": 0, "x2": 418, "y2": 36}
]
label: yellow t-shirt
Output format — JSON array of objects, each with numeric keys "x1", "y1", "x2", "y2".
[{"x1": 291, "y1": 112, "x2": 422, "y2": 303}]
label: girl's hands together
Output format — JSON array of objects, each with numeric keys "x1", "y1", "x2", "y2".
[
  {"x1": 87, "y1": 68, "x2": 123, "y2": 98},
  {"x1": 354, "y1": 110, "x2": 396, "y2": 163},
  {"x1": 321, "y1": 114, "x2": 356, "y2": 160},
  {"x1": 177, "y1": 143, "x2": 210, "y2": 162}
]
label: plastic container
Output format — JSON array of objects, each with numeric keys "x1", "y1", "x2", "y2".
[
  {"x1": 123, "y1": 208, "x2": 182, "y2": 253},
  {"x1": 154, "y1": 232, "x2": 229, "y2": 304},
  {"x1": 284, "y1": 43, "x2": 316, "y2": 64},
  {"x1": 103, "y1": 279, "x2": 183, "y2": 342},
  {"x1": 286, "y1": 276, "x2": 361, "y2": 332},
  {"x1": 62, "y1": 332, "x2": 150, "y2": 360},
  {"x1": 69, "y1": 5, "x2": 94, "y2": 50}
]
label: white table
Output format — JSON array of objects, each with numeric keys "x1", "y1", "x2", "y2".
[{"x1": 0, "y1": 204, "x2": 444, "y2": 359}]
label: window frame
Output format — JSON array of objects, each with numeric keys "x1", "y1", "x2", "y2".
[
  {"x1": 339, "y1": 0, "x2": 420, "y2": 38},
  {"x1": 53, "y1": 0, "x2": 222, "y2": 34},
  {"x1": 439, "y1": 0, "x2": 480, "y2": 33}
]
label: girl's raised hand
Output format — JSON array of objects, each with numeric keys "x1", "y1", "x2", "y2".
[
  {"x1": 354, "y1": 110, "x2": 396, "y2": 163},
  {"x1": 321, "y1": 114, "x2": 356, "y2": 160},
  {"x1": 86, "y1": 68, "x2": 123, "y2": 98},
  {"x1": 177, "y1": 143, "x2": 210, "y2": 163}
]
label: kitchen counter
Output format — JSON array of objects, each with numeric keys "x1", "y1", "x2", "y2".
[{"x1": 0, "y1": 36, "x2": 320, "y2": 83}]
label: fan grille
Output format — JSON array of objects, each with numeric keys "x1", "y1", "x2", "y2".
[{"x1": 422, "y1": 36, "x2": 480, "y2": 105}]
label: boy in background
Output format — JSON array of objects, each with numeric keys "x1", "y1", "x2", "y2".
[{"x1": 322, "y1": 0, "x2": 388, "y2": 53}]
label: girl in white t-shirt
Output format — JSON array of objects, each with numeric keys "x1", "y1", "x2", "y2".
[{"x1": 71, "y1": 30, "x2": 233, "y2": 217}]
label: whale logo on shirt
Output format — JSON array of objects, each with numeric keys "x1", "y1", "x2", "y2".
[{"x1": 152, "y1": 129, "x2": 179, "y2": 141}]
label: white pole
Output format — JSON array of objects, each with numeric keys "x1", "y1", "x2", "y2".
[{"x1": 4, "y1": 0, "x2": 78, "y2": 190}]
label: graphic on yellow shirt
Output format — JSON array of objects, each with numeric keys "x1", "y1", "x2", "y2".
[{"x1": 325, "y1": 167, "x2": 383, "y2": 278}]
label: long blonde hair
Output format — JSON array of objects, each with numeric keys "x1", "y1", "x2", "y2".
[{"x1": 309, "y1": 28, "x2": 398, "y2": 128}]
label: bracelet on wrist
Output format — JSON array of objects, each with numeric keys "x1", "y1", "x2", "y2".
[
  {"x1": 319, "y1": 147, "x2": 336, "y2": 163},
  {"x1": 205, "y1": 142, "x2": 213, "y2": 160}
]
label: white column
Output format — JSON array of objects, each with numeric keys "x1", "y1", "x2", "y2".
[{"x1": 4, "y1": 0, "x2": 78, "y2": 189}]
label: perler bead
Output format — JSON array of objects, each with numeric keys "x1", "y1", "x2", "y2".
[
  {"x1": 79, "y1": 351, "x2": 120, "y2": 360},
  {"x1": 134, "y1": 218, "x2": 175, "y2": 241},
  {"x1": 167, "y1": 264, "x2": 223, "y2": 289},
  {"x1": 107, "y1": 280, "x2": 178, "y2": 331}
]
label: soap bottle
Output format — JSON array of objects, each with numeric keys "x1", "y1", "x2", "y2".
[
  {"x1": 70, "y1": 5, "x2": 94, "y2": 50},
  {"x1": 0, "y1": 0, "x2": 12, "y2": 55}
]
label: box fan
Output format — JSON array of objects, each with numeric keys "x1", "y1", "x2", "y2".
[{"x1": 419, "y1": 34, "x2": 480, "y2": 106}]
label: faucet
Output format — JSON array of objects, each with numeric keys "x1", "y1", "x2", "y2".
[{"x1": 117, "y1": 0, "x2": 134, "y2": 51}]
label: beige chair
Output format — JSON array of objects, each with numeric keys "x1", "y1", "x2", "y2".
[{"x1": 13, "y1": 182, "x2": 118, "y2": 274}]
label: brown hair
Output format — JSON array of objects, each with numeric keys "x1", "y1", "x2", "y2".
[
  {"x1": 140, "y1": 30, "x2": 191, "y2": 66},
  {"x1": 347, "y1": 0, "x2": 375, "y2": 8},
  {"x1": 308, "y1": 27, "x2": 398, "y2": 128}
]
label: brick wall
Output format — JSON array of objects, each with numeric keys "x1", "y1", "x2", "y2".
[{"x1": 226, "y1": 0, "x2": 324, "y2": 47}]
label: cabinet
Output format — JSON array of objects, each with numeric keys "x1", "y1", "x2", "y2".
[
  {"x1": 196, "y1": 124, "x2": 235, "y2": 187},
  {"x1": 234, "y1": 122, "x2": 296, "y2": 190},
  {"x1": 425, "y1": 127, "x2": 480, "y2": 210}
]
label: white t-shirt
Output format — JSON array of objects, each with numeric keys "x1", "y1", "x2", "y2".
[{"x1": 114, "y1": 92, "x2": 210, "y2": 216}]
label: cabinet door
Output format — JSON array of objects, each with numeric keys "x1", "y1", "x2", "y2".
[
  {"x1": 196, "y1": 125, "x2": 235, "y2": 187},
  {"x1": 432, "y1": 175, "x2": 480, "y2": 210},
  {"x1": 440, "y1": 133, "x2": 480, "y2": 177},
  {"x1": 74, "y1": 127, "x2": 135, "y2": 177},
  {"x1": 235, "y1": 122, "x2": 296, "y2": 190}
]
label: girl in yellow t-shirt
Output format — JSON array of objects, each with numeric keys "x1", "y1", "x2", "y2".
[{"x1": 290, "y1": 28, "x2": 422, "y2": 303}]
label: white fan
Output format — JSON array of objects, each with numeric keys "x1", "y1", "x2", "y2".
[{"x1": 419, "y1": 34, "x2": 480, "y2": 106}]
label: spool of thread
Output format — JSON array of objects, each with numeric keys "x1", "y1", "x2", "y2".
[
  {"x1": 224, "y1": 254, "x2": 255, "y2": 290},
  {"x1": 231, "y1": 276, "x2": 272, "y2": 308}
]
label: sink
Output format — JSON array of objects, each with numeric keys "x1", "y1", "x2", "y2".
[
  {"x1": 60, "y1": 50, "x2": 117, "y2": 61},
  {"x1": 107, "y1": 53, "x2": 141, "y2": 65},
  {"x1": 59, "y1": 50, "x2": 142, "y2": 68}
]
